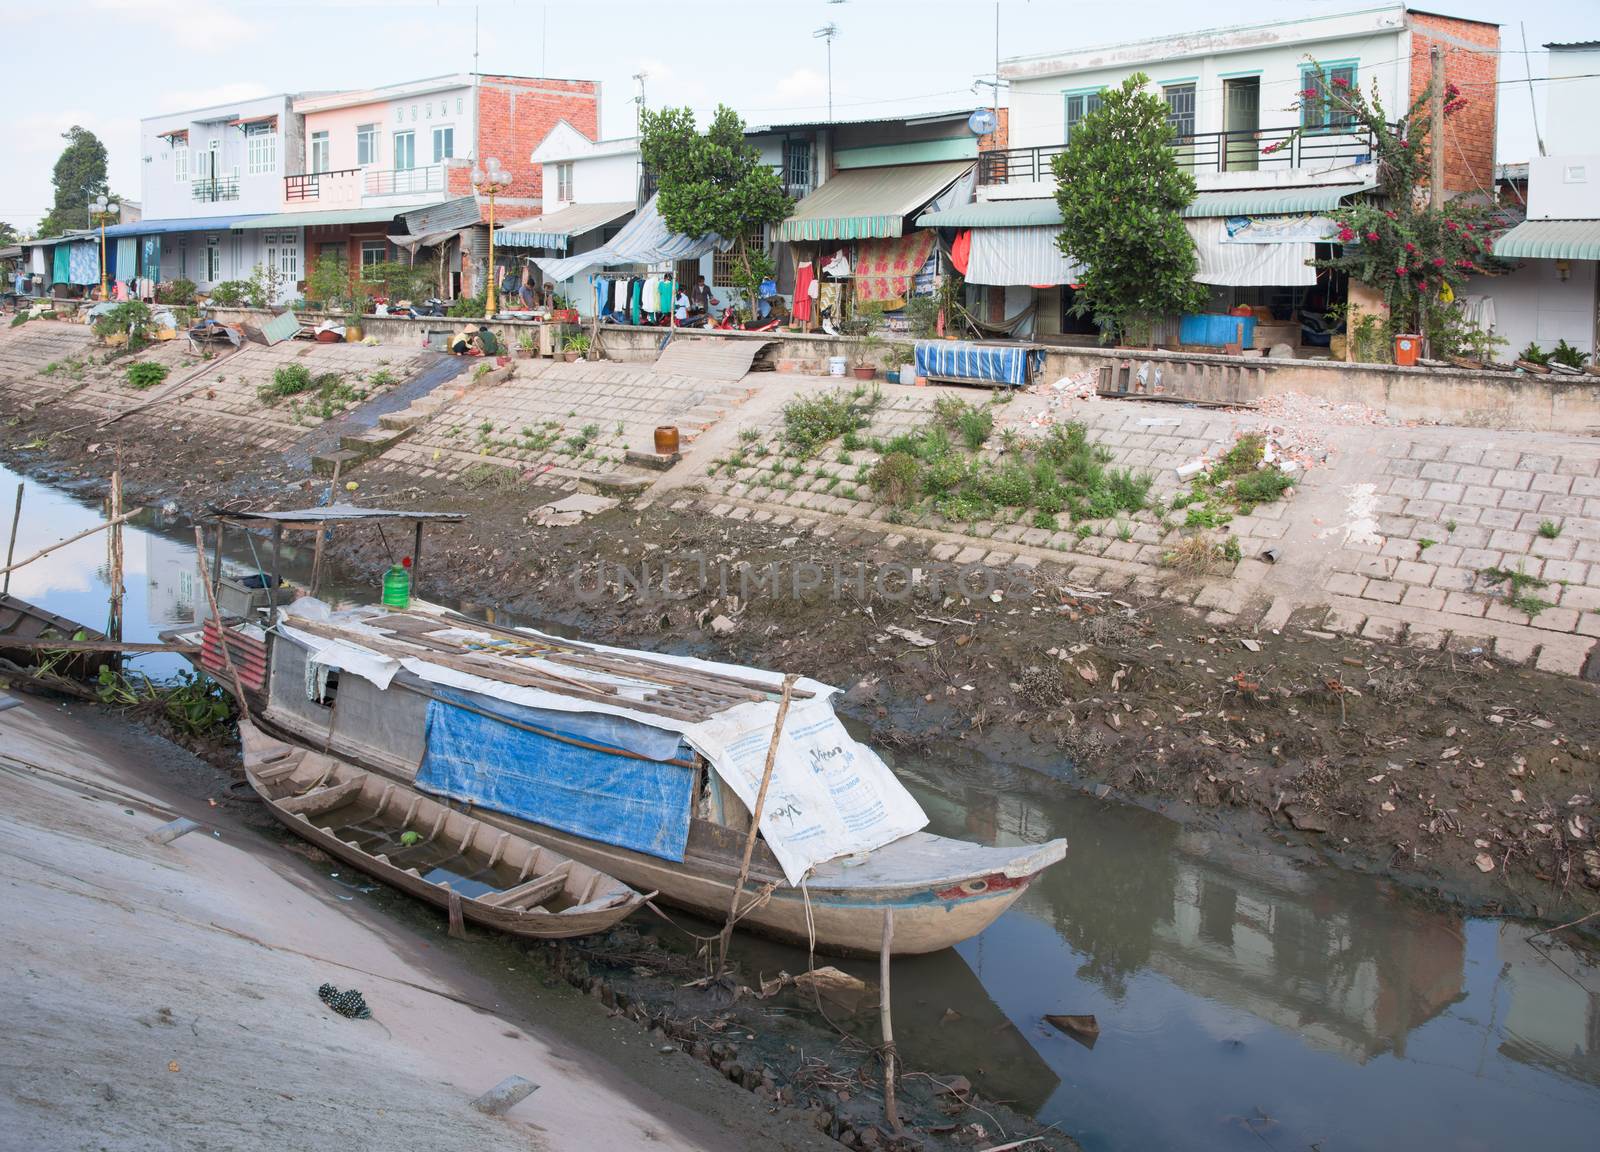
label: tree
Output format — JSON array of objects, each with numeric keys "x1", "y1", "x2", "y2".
[
  {"x1": 1281, "y1": 62, "x2": 1499, "y2": 344},
  {"x1": 1053, "y1": 74, "x2": 1205, "y2": 344},
  {"x1": 638, "y1": 104, "x2": 792, "y2": 318},
  {"x1": 0, "y1": 221, "x2": 18, "y2": 248},
  {"x1": 38, "y1": 126, "x2": 110, "y2": 237}
]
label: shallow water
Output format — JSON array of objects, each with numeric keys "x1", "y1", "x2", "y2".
[{"x1": 7, "y1": 458, "x2": 1598, "y2": 1151}]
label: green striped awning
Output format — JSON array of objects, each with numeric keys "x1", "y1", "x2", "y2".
[
  {"x1": 1182, "y1": 183, "x2": 1376, "y2": 218},
  {"x1": 495, "y1": 201, "x2": 634, "y2": 250},
  {"x1": 915, "y1": 198, "x2": 1064, "y2": 228},
  {"x1": 1493, "y1": 219, "x2": 1600, "y2": 260},
  {"x1": 235, "y1": 206, "x2": 415, "y2": 230},
  {"x1": 777, "y1": 161, "x2": 973, "y2": 242}
]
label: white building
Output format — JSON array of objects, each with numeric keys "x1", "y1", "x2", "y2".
[
  {"x1": 944, "y1": 4, "x2": 1499, "y2": 347},
  {"x1": 1488, "y1": 42, "x2": 1600, "y2": 360}
]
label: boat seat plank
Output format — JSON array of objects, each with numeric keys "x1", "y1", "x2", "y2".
[
  {"x1": 276, "y1": 777, "x2": 364, "y2": 816},
  {"x1": 477, "y1": 865, "x2": 571, "y2": 910}
]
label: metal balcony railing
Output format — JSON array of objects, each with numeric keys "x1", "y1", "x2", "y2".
[
  {"x1": 191, "y1": 176, "x2": 241, "y2": 203},
  {"x1": 978, "y1": 124, "x2": 1385, "y2": 185},
  {"x1": 284, "y1": 169, "x2": 359, "y2": 202},
  {"x1": 364, "y1": 165, "x2": 445, "y2": 196}
]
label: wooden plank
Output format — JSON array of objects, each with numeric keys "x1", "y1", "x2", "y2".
[
  {"x1": 0, "y1": 638, "x2": 199, "y2": 655},
  {"x1": 478, "y1": 866, "x2": 570, "y2": 910}
]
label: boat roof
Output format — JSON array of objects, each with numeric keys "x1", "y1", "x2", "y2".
[{"x1": 219, "y1": 504, "x2": 466, "y2": 529}]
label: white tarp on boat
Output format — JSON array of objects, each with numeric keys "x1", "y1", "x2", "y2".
[{"x1": 274, "y1": 601, "x2": 928, "y2": 884}]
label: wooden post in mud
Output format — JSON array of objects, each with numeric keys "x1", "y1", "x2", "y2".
[
  {"x1": 2, "y1": 482, "x2": 22, "y2": 595},
  {"x1": 716, "y1": 672, "x2": 799, "y2": 975},
  {"x1": 447, "y1": 888, "x2": 467, "y2": 940},
  {"x1": 880, "y1": 908, "x2": 902, "y2": 1135},
  {"x1": 194, "y1": 524, "x2": 251, "y2": 725},
  {"x1": 107, "y1": 465, "x2": 124, "y2": 644},
  {"x1": 310, "y1": 461, "x2": 340, "y2": 599}
]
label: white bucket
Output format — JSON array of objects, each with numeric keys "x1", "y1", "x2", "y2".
[{"x1": 827, "y1": 355, "x2": 848, "y2": 377}]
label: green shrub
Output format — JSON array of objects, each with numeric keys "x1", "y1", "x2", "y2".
[
  {"x1": 207, "y1": 280, "x2": 250, "y2": 306},
  {"x1": 1232, "y1": 468, "x2": 1293, "y2": 509},
  {"x1": 156, "y1": 279, "x2": 197, "y2": 305},
  {"x1": 981, "y1": 463, "x2": 1035, "y2": 507},
  {"x1": 93, "y1": 301, "x2": 153, "y2": 340},
  {"x1": 921, "y1": 455, "x2": 968, "y2": 497},
  {"x1": 1106, "y1": 467, "x2": 1152, "y2": 511},
  {"x1": 448, "y1": 292, "x2": 487, "y2": 318},
  {"x1": 258, "y1": 363, "x2": 314, "y2": 401},
  {"x1": 782, "y1": 387, "x2": 876, "y2": 455},
  {"x1": 125, "y1": 361, "x2": 169, "y2": 390}
]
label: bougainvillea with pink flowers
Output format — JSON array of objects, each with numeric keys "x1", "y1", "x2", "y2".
[{"x1": 1284, "y1": 60, "x2": 1503, "y2": 332}]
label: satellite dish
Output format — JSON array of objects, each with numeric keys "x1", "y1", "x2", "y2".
[{"x1": 968, "y1": 108, "x2": 998, "y2": 136}]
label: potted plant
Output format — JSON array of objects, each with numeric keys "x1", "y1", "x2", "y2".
[
  {"x1": 516, "y1": 331, "x2": 536, "y2": 360},
  {"x1": 845, "y1": 301, "x2": 885, "y2": 380},
  {"x1": 888, "y1": 342, "x2": 915, "y2": 385},
  {"x1": 562, "y1": 331, "x2": 591, "y2": 363}
]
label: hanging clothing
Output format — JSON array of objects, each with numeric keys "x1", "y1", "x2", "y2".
[
  {"x1": 854, "y1": 231, "x2": 937, "y2": 303},
  {"x1": 949, "y1": 230, "x2": 972, "y2": 276},
  {"x1": 822, "y1": 249, "x2": 851, "y2": 278},
  {"x1": 658, "y1": 278, "x2": 674, "y2": 314},
  {"x1": 629, "y1": 278, "x2": 643, "y2": 325},
  {"x1": 642, "y1": 274, "x2": 661, "y2": 314},
  {"x1": 141, "y1": 235, "x2": 161, "y2": 286},
  {"x1": 793, "y1": 262, "x2": 815, "y2": 322},
  {"x1": 52, "y1": 245, "x2": 70, "y2": 286},
  {"x1": 675, "y1": 291, "x2": 689, "y2": 322},
  {"x1": 614, "y1": 279, "x2": 628, "y2": 311},
  {"x1": 116, "y1": 238, "x2": 137, "y2": 284}
]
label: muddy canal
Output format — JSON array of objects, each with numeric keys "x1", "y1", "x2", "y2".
[{"x1": 6, "y1": 460, "x2": 1598, "y2": 1151}]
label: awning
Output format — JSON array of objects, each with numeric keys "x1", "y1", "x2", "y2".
[
  {"x1": 1183, "y1": 183, "x2": 1376, "y2": 218},
  {"x1": 388, "y1": 196, "x2": 485, "y2": 253},
  {"x1": 495, "y1": 201, "x2": 634, "y2": 250},
  {"x1": 158, "y1": 128, "x2": 188, "y2": 143},
  {"x1": 916, "y1": 198, "x2": 1064, "y2": 229},
  {"x1": 1187, "y1": 219, "x2": 1315, "y2": 286},
  {"x1": 534, "y1": 193, "x2": 729, "y2": 282},
  {"x1": 1493, "y1": 219, "x2": 1600, "y2": 260},
  {"x1": 101, "y1": 213, "x2": 265, "y2": 238},
  {"x1": 236, "y1": 206, "x2": 415, "y2": 231},
  {"x1": 231, "y1": 114, "x2": 278, "y2": 131},
  {"x1": 0, "y1": 245, "x2": 22, "y2": 261},
  {"x1": 777, "y1": 161, "x2": 973, "y2": 242},
  {"x1": 966, "y1": 226, "x2": 1082, "y2": 287}
]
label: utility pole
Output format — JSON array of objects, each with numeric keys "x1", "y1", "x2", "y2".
[{"x1": 1429, "y1": 45, "x2": 1445, "y2": 210}]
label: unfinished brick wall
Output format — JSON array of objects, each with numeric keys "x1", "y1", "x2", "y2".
[
  {"x1": 977, "y1": 106, "x2": 1009, "y2": 153},
  {"x1": 474, "y1": 76, "x2": 600, "y2": 206},
  {"x1": 1407, "y1": 12, "x2": 1499, "y2": 199}
]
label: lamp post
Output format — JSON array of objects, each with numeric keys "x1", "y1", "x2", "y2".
[
  {"x1": 471, "y1": 158, "x2": 512, "y2": 318},
  {"x1": 91, "y1": 195, "x2": 120, "y2": 301}
]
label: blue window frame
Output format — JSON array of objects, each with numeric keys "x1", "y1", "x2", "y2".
[
  {"x1": 1301, "y1": 61, "x2": 1359, "y2": 132},
  {"x1": 1064, "y1": 88, "x2": 1104, "y2": 142}
]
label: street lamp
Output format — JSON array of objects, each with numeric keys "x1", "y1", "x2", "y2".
[
  {"x1": 91, "y1": 195, "x2": 120, "y2": 301},
  {"x1": 471, "y1": 158, "x2": 512, "y2": 318}
]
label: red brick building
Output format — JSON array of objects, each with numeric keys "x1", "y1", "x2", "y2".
[{"x1": 1407, "y1": 10, "x2": 1500, "y2": 199}]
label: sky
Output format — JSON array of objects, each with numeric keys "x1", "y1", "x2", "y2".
[{"x1": 2, "y1": 0, "x2": 1591, "y2": 230}]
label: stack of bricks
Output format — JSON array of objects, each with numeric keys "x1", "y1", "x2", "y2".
[
  {"x1": 1407, "y1": 12, "x2": 1499, "y2": 199},
  {"x1": 474, "y1": 76, "x2": 600, "y2": 207}
]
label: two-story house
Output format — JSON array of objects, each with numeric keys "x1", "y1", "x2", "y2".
[
  {"x1": 932, "y1": 4, "x2": 1498, "y2": 347},
  {"x1": 104, "y1": 93, "x2": 306, "y2": 299},
  {"x1": 230, "y1": 73, "x2": 601, "y2": 303},
  {"x1": 1487, "y1": 41, "x2": 1600, "y2": 359}
]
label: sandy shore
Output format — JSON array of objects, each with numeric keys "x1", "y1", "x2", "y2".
[{"x1": 0, "y1": 694, "x2": 835, "y2": 1152}]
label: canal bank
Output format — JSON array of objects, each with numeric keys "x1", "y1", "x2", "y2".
[{"x1": 3, "y1": 459, "x2": 1599, "y2": 1151}]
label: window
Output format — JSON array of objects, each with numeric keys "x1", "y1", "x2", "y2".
[
  {"x1": 432, "y1": 126, "x2": 454, "y2": 163},
  {"x1": 246, "y1": 123, "x2": 277, "y2": 175},
  {"x1": 712, "y1": 225, "x2": 767, "y2": 284},
  {"x1": 310, "y1": 131, "x2": 329, "y2": 174},
  {"x1": 174, "y1": 142, "x2": 188, "y2": 183},
  {"x1": 279, "y1": 234, "x2": 298, "y2": 281},
  {"x1": 357, "y1": 123, "x2": 378, "y2": 166},
  {"x1": 361, "y1": 240, "x2": 389, "y2": 268},
  {"x1": 394, "y1": 131, "x2": 415, "y2": 170},
  {"x1": 784, "y1": 139, "x2": 812, "y2": 192},
  {"x1": 1163, "y1": 84, "x2": 1196, "y2": 139},
  {"x1": 1301, "y1": 62, "x2": 1358, "y2": 131},
  {"x1": 555, "y1": 161, "x2": 573, "y2": 202},
  {"x1": 1064, "y1": 90, "x2": 1103, "y2": 141}
]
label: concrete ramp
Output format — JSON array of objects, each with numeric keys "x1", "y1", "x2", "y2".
[{"x1": 652, "y1": 336, "x2": 777, "y2": 381}]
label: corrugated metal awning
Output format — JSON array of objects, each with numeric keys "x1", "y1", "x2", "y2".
[
  {"x1": 916, "y1": 198, "x2": 1064, "y2": 229},
  {"x1": 1182, "y1": 183, "x2": 1376, "y2": 218},
  {"x1": 1187, "y1": 219, "x2": 1315, "y2": 286},
  {"x1": 495, "y1": 201, "x2": 635, "y2": 250},
  {"x1": 235, "y1": 207, "x2": 414, "y2": 231},
  {"x1": 0, "y1": 245, "x2": 22, "y2": 260},
  {"x1": 777, "y1": 161, "x2": 974, "y2": 242},
  {"x1": 397, "y1": 196, "x2": 483, "y2": 236},
  {"x1": 965, "y1": 226, "x2": 1081, "y2": 287},
  {"x1": 101, "y1": 214, "x2": 265, "y2": 238},
  {"x1": 1493, "y1": 219, "x2": 1600, "y2": 260},
  {"x1": 534, "y1": 193, "x2": 728, "y2": 282}
]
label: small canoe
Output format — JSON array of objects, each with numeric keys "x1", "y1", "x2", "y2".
[
  {"x1": 240, "y1": 722, "x2": 648, "y2": 939},
  {"x1": 0, "y1": 593, "x2": 114, "y2": 680}
]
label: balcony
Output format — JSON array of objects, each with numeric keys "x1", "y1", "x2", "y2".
[
  {"x1": 978, "y1": 125, "x2": 1383, "y2": 186},
  {"x1": 285, "y1": 169, "x2": 359, "y2": 202},
  {"x1": 365, "y1": 165, "x2": 445, "y2": 197},
  {"x1": 191, "y1": 176, "x2": 240, "y2": 203}
]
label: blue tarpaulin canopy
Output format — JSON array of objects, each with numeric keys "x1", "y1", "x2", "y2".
[
  {"x1": 915, "y1": 340, "x2": 1043, "y2": 388},
  {"x1": 415, "y1": 687, "x2": 695, "y2": 862},
  {"x1": 101, "y1": 213, "x2": 264, "y2": 238}
]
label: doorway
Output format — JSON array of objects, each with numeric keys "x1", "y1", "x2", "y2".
[{"x1": 1223, "y1": 77, "x2": 1260, "y2": 172}]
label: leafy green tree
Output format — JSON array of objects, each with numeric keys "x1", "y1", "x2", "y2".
[
  {"x1": 639, "y1": 104, "x2": 792, "y2": 318},
  {"x1": 1052, "y1": 74, "x2": 1205, "y2": 343},
  {"x1": 38, "y1": 126, "x2": 111, "y2": 237},
  {"x1": 0, "y1": 221, "x2": 19, "y2": 247}
]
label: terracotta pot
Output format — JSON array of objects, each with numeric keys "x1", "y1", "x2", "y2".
[
  {"x1": 851, "y1": 366, "x2": 877, "y2": 380},
  {"x1": 654, "y1": 425, "x2": 680, "y2": 455},
  {"x1": 563, "y1": 350, "x2": 579, "y2": 362},
  {"x1": 516, "y1": 346, "x2": 534, "y2": 359}
]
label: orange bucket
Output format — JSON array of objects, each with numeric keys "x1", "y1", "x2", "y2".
[{"x1": 1393, "y1": 334, "x2": 1420, "y2": 366}]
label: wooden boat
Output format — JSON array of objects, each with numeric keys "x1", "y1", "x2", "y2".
[
  {"x1": 171, "y1": 597, "x2": 1066, "y2": 956},
  {"x1": 0, "y1": 592, "x2": 114, "y2": 679},
  {"x1": 239, "y1": 720, "x2": 649, "y2": 939}
]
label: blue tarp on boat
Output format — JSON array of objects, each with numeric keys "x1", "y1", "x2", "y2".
[
  {"x1": 415, "y1": 686, "x2": 695, "y2": 862},
  {"x1": 914, "y1": 340, "x2": 1043, "y2": 388}
]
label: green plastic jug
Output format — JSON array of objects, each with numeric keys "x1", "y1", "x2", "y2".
[{"x1": 382, "y1": 560, "x2": 411, "y2": 609}]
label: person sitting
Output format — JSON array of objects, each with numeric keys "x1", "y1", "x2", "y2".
[
  {"x1": 475, "y1": 325, "x2": 501, "y2": 356},
  {"x1": 449, "y1": 323, "x2": 479, "y2": 355}
]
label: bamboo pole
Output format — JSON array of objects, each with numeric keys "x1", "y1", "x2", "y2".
[
  {"x1": 880, "y1": 908, "x2": 902, "y2": 1135},
  {"x1": 716, "y1": 673, "x2": 798, "y2": 975},
  {"x1": 107, "y1": 464, "x2": 124, "y2": 644},
  {"x1": 193, "y1": 525, "x2": 251, "y2": 725},
  {"x1": 310, "y1": 460, "x2": 340, "y2": 598},
  {"x1": 0, "y1": 508, "x2": 145, "y2": 578},
  {"x1": 0, "y1": 638, "x2": 199, "y2": 654},
  {"x1": 2, "y1": 482, "x2": 22, "y2": 595}
]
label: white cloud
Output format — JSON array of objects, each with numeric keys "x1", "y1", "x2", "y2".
[
  {"x1": 774, "y1": 69, "x2": 828, "y2": 108},
  {"x1": 87, "y1": 0, "x2": 259, "y2": 51}
]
